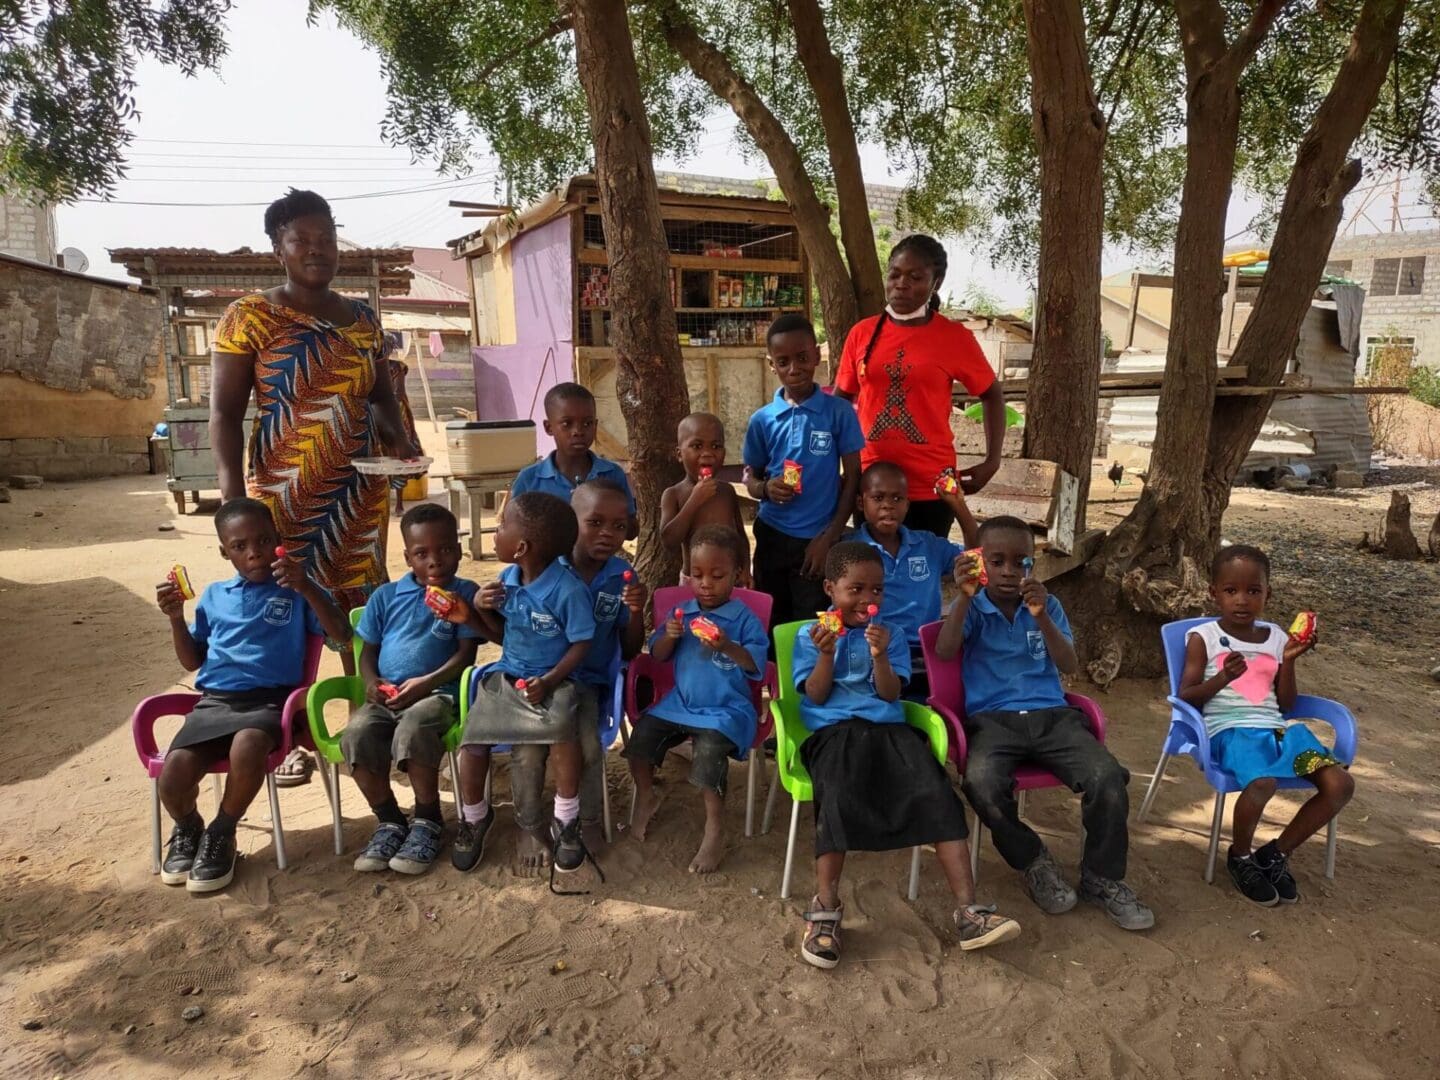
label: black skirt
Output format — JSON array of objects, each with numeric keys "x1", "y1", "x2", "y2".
[
  {"x1": 168, "y1": 688, "x2": 291, "y2": 753},
  {"x1": 800, "y1": 719, "x2": 969, "y2": 856}
]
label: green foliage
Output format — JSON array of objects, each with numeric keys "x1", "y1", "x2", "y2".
[
  {"x1": 0, "y1": 0, "x2": 231, "y2": 199},
  {"x1": 1411, "y1": 364, "x2": 1440, "y2": 409},
  {"x1": 958, "y1": 280, "x2": 1003, "y2": 316}
]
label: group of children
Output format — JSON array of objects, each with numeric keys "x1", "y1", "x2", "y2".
[{"x1": 152, "y1": 315, "x2": 1354, "y2": 968}]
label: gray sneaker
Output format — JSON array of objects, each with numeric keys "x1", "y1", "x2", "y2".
[
  {"x1": 389, "y1": 818, "x2": 444, "y2": 875},
  {"x1": 1079, "y1": 869, "x2": 1155, "y2": 930},
  {"x1": 1023, "y1": 850, "x2": 1078, "y2": 915},
  {"x1": 354, "y1": 822, "x2": 407, "y2": 872}
]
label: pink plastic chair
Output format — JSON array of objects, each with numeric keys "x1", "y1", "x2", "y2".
[
  {"x1": 917, "y1": 620, "x2": 1108, "y2": 882},
  {"x1": 624, "y1": 586, "x2": 778, "y2": 837},
  {"x1": 131, "y1": 634, "x2": 328, "y2": 874}
]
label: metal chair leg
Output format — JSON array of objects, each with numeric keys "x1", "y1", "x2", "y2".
[
  {"x1": 907, "y1": 846, "x2": 921, "y2": 902},
  {"x1": 1017, "y1": 789, "x2": 1027, "y2": 820},
  {"x1": 601, "y1": 763, "x2": 613, "y2": 844},
  {"x1": 1136, "y1": 750, "x2": 1171, "y2": 823},
  {"x1": 330, "y1": 761, "x2": 344, "y2": 856},
  {"x1": 483, "y1": 761, "x2": 492, "y2": 805},
  {"x1": 1324, "y1": 817, "x2": 1338, "y2": 880},
  {"x1": 781, "y1": 799, "x2": 801, "y2": 900},
  {"x1": 970, "y1": 816, "x2": 983, "y2": 884},
  {"x1": 448, "y1": 751, "x2": 463, "y2": 814},
  {"x1": 1205, "y1": 791, "x2": 1226, "y2": 883},
  {"x1": 267, "y1": 774, "x2": 288, "y2": 870},
  {"x1": 745, "y1": 754, "x2": 757, "y2": 838},
  {"x1": 212, "y1": 774, "x2": 223, "y2": 815},
  {"x1": 761, "y1": 760, "x2": 781, "y2": 835},
  {"x1": 151, "y1": 778, "x2": 162, "y2": 874}
]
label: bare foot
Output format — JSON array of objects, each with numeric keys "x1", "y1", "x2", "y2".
[
  {"x1": 688, "y1": 821, "x2": 724, "y2": 874},
  {"x1": 581, "y1": 820, "x2": 606, "y2": 853},
  {"x1": 514, "y1": 826, "x2": 552, "y2": 878},
  {"x1": 631, "y1": 790, "x2": 662, "y2": 841}
]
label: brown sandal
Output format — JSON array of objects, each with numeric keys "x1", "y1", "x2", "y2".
[
  {"x1": 274, "y1": 747, "x2": 314, "y2": 788},
  {"x1": 801, "y1": 897, "x2": 843, "y2": 969}
]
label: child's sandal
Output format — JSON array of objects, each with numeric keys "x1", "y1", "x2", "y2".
[{"x1": 801, "y1": 897, "x2": 843, "y2": 969}]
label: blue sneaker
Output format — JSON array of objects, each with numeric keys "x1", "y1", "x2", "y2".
[
  {"x1": 354, "y1": 822, "x2": 407, "y2": 872},
  {"x1": 389, "y1": 819, "x2": 444, "y2": 875}
]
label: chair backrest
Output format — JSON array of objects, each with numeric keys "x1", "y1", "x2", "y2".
[
  {"x1": 1160, "y1": 616, "x2": 1217, "y2": 696},
  {"x1": 769, "y1": 621, "x2": 810, "y2": 783},
  {"x1": 654, "y1": 585, "x2": 774, "y2": 630},
  {"x1": 347, "y1": 606, "x2": 365, "y2": 667},
  {"x1": 300, "y1": 632, "x2": 326, "y2": 685},
  {"x1": 918, "y1": 620, "x2": 962, "y2": 716}
]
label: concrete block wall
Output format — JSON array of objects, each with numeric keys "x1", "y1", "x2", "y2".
[
  {"x1": 0, "y1": 435, "x2": 152, "y2": 480},
  {"x1": 1328, "y1": 229, "x2": 1440, "y2": 370},
  {"x1": 0, "y1": 195, "x2": 58, "y2": 265}
]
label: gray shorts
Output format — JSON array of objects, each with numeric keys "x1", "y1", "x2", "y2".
[
  {"x1": 460, "y1": 671, "x2": 580, "y2": 746},
  {"x1": 341, "y1": 695, "x2": 453, "y2": 773}
]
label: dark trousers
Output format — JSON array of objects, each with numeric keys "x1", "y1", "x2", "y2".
[
  {"x1": 752, "y1": 516, "x2": 829, "y2": 629},
  {"x1": 904, "y1": 498, "x2": 956, "y2": 540},
  {"x1": 961, "y1": 706, "x2": 1131, "y2": 880}
]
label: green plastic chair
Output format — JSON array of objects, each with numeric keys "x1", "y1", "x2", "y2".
[
  {"x1": 767, "y1": 620, "x2": 949, "y2": 902},
  {"x1": 305, "y1": 607, "x2": 462, "y2": 855}
]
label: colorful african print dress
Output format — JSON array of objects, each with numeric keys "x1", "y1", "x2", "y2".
[{"x1": 212, "y1": 295, "x2": 390, "y2": 611}]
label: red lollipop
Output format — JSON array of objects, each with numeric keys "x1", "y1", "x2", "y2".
[
  {"x1": 700, "y1": 466, "x2": 713, "y2": 479},
  {"x1": 673, "y1": 606, "x2": 685, "y2": 619},
  {"x1": 515, "y1": 678, "x2": 528, "y2": 691},
  {"x1": 274, "y1": 545, "x2": 287, "y2": 559},
  {"x1": 866, "y1": 604, "x2": 879, "y2": 618},
  {"x1": 623, "y1": 570, "x2": 633, "y2": 582}
]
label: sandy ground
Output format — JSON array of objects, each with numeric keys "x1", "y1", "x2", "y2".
[{"x1": 2, "y1": 470, "x2": 1439, "y2": 1079}]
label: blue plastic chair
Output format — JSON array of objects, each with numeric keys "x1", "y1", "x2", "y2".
[{"x1": 1137, "y1": 617, "x2": 1358, "y2": 883}]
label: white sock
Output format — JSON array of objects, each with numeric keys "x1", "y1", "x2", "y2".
[
  {"x1": 554, "y1": 793, "x2": 580, "y2": 825},
  {"x1": 462, "y1": 799, "x2": 489, "y2": 824}
]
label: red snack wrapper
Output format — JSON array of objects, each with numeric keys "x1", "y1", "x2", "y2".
[
  {"x1": 690, "y1": 615, "x2": 724, "y2": 646},
  {"x1": 1288, "y1": 611, "x2": 1317, "y2": 644},
  {"x1": 816, "y1": 609, "x2": 845, "y2": 636},
  {"x1": 962, "y1": 548, "x2": 988, "y2": 586},
  {"x1": 377, "y1": 682, "x2": 399, "y2": 700},
  {"x1": 167, "y1": 564, "x2": 196, "y2": 601},
  {"x1": 934, "y1": 472, "x2": 959, "y2": 496},
  {"x1": 782, "y1": 459, "x2": 803, "y2": 493},
  {"x1": 424, "y1": 585, "x2": 457, "y2": 618}
]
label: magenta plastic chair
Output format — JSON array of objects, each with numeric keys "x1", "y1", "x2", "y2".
[
  {"x1": 131, "y1": 634, "x2": 327, "y2": 874},
  {"x1": 917, "y1": 620, "x2": 1108, "y2": 882},
  {"x1": 625, "y1": 586, "x2": 778, "y2": 837}
]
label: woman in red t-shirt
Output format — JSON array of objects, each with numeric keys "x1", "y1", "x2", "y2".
[{"x1": 835, "y1": 234, "x2": 1006, "y2": 537}]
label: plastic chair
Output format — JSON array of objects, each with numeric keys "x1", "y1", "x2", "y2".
[
  {"x1": 1138, "y1": 617, "x2": 1358, "y2": 882},
  {"x1": 456, "y1": 652, "x2": 626, "y2": 842},
  {"x1": 132, "y1": 633, "x2": 326, "y2": 874},
  {"x1": 625, "y1": 586, "x2": 779, "y2": 838},
  {"x1": 917, "y1": 620, "x2": 1108, "y2": 883},
  {"x1": 305, "y1": 607, "x2": 463, "y2": 856},
  {"x1": 769, "y1": 620, "x2": 949, "y2": 901}
]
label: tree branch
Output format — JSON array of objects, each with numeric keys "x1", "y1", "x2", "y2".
[{"x1": 473, "y1": 13, "x2": 575, "y2": 84}]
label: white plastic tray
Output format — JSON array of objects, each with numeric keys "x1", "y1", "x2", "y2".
[{"x1": 352, "y1": 456, "x2": 434, "y2": 476}]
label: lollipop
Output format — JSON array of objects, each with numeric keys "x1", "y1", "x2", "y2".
[
  {"x1": 515, "y1": 678, "x2": 528, "y2": 693},
  {"x1": 623, "y1": 569, "x2": 634, "y2": 582},
  {"x1": 274, "y1": 545, "x2": 287, "y2": 559},
  {"x1": 1021, "y1": 556, "x2": 1034, "y2": 576},
  {"x1": 673, "y1": 606, "x2": 685, "y2": 620},
  {"x1": 700, "y1": 466, "x2": 714, "y2": 480}
]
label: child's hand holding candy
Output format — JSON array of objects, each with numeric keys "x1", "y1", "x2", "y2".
[
  {"x1": 666, "y1": 606, "x2": 685, "y2": 639},
  {"x1": 864, "y1": 621, "x2": 891, "y2": 658},
  {"x1": 621, "y1": 569, "x2": 647, "y2": 614}
]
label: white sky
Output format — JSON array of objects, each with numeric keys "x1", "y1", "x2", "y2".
[{"x1": 55, "y1": 0, "x2": 1271, "y2": 307}]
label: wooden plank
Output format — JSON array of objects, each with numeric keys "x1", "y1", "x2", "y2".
[
  {"x1": 1124, "y1": 272, "x2": 1140, "y2": 350},
  {"x1": 656, "y1": 204, "x2": 795, "y2": 226},
  {"x1": 965, "y1": 494, "x2": 1052, "y2": 528},
  {"x1": 1047, "y1": 468, "x2": 1080, "y2": 554},
  {"x1": 1215, "y1": 384, "x2": 1410, "y2": 396},
  {"x1": 1221, "y1": 266, "x2": 1239, "y2": 349},
  {"x1": 706, "y1": 355, "x2": 719, "y2": 412},
  {"x1": 1032, "y1": 528, "x2": 1105, "y2": 583},
  {"x1": 670, "y1": 253, "x2": 803, "y2": 273}
]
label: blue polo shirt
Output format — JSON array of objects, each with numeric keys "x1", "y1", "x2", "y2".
[
  {"x1": 493, "y1": 559, "x2": 597, "y2": 681},
  {"x1": 511, "y1": 451, "x2": 636, "y2": 516},
  {"x1": 356, "y1": 574, "x2": 483, "y2": 698},
  {"x1": 858, "y1": 524, "x2": 964, "y2": 648},
  {"x1": 572, "y1": 555, "x2": 632, "y2": 689},
  {"x1": 959, "y1": 589, "x2": 1072, "y2": 715},
  {"x1": 191, "y1": 575, "x2": 326, "y2": 692},
  {"x1": 647, "y1": 597, "x2": 768, "y2": 754},
  {"x1": 793, "y1": 618, "x2": 912, "y2": 731},
  {"x1": 743, "y1": 385, "x2": 864, "y2": 539}
]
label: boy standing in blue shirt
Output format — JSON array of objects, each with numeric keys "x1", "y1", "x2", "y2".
[
  {"x1": 155, "y1": 498, "x2": 349, "y2": 894},
  {"x1": 511, "y1": 382, "x2": 637, "y2": 540},
  {"x1": 743, "y1": 314, "x2": 864, "y2": 627},
  {"x1": 625, "y1": 525, "x2": 768, "y2": 875},
  {"x1": 854, "y1": 460, "x2": 977, "y2": 700},
  {"x1": 936, "y1": 516, "x2": 1154, "y2": 931},
  {"x1": 344, "y1": 504, "x2": 484, "y2": 876}
]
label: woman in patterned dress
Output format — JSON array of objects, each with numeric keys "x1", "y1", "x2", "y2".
[{"x1": 210, "y1": 190, "x2": 419, "y2": 781}]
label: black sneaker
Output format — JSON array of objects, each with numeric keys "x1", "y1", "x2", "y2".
[
  {"x1": 186, "y1": 826, "x2": 237, "y2": 894},
  {"x1": 1255, "y1": 844, "x2": 1299, "y2": 903},
  {"x1": 551, "y1": 816, "x2": 585, "y2": 874},
  {"x1": 161, "y1": 817, "x2": 204, "y2": 886},
  {"x1": 451, "y1": 807, "x2": 496, "y2": 873},
  {"x1": 1227, "y1": 849, "x2": 1279, "y2": 907}
]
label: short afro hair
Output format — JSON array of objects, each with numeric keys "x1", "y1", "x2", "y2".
[
  {"x1": 571, "y1": 477, "x2": 630, "y2": 512},
  {"x1": 263, "y1": 188, "x2": 334, "y2": 245},
  {"x1": 860, "y1": 460, "x2": 908, "y2": 491},
  {"x1": 506, "y1": 491, "x2": 579, "y2": 563},
  {"x1": 214, "y1": 497, "x2": 276, "y2": 537},
  {"x1": 766, "y1": 312, "x2": 816, "y2": 346},
  {"x1": 825, "y1": 540, "x2": 883, "y2": 581},
  {"x1": 977, "y1": 515, "x2": 1033, "y2": 545},
  {"x1": 543, "y1": 382, "x2": 596, "y2": 414},
  {"x1": 1211, "y1": 543, "x2": 1271, "y2": 583},
  {"x1": 400, "y1": 502, "x2": 459, "y2": 543},
  {"x1": 689, "y1": 523, "x2": 744, "y2": 567}
]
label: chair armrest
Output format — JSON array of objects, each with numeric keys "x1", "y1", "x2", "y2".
[
  {"x1": 624, "y1": 653, "x2": 665, "y2": 724},
  {"x1": 1288, "y1": 694, "x2": 1359, "y2": 764},
  {"x1": 305, "y1": 676, "x2": 365, "y2": 763},
  {"x1": 1165, "y1": 695, "x2": 1211, "y2": 760},
  {"x1": 1065, "y1": 693, "x2": 1108, "y2": 743},
  {"x1": 132, "y1": 693, "x2": 201, "y2": 765},
  {"x1": 752, "y1": 662, "x2": 779, "y2": 744},
  {"x1": 279, "y1": 687, "x2": 310, "y2": 756},
  {"x1": 925, "y1": 697, "x2": 968, "y2": 769},
  {"x1": 902, "y1": 701, "x2": 949, "y2": 766}
]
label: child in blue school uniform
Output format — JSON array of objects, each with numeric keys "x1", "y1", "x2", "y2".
[
  {"x1": 343, "y1": 504, "x2": 485, "y2": 876},
  {"x1": 853, "y1": 460, "x2": 978, "y2": 701},
  {"x1": 154, "y1": 498, "x2": 350, "y2": 894},
  {"x1": 625, "y1": 524, "x2": 769, "y2": 875},
  {"x1": 791, "y1": 542, "x2": 1018, "y2": 969},
  {"x1": 935, "y1": 515, "x2": 1154, "y2": 931},
  {"x1": 511, "y1": 382, "x2": 637, "y2": 539},
  {"x1": 452, "y1": 492, "x2": 598, "y2": 882},
  {"x1": 743, "y1": 313, "x2": 865, "y2": 628}
]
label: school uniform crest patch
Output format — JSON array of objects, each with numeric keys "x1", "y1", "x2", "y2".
[
  {"x1": 907, "y1": 556, "x2": 930, "y2": 581},
  {"x1": 263, "y1": 597, "x2": 294, "y2": 626},
  {"x1": 808, "y1": 429, "x2": 834, "y2": 455}
]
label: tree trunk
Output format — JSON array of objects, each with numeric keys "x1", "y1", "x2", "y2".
[
  {"x1": 571, "y1": 0, "x2": 687, "y2": 585},
  {"x1": 1020, "y1": 0, "x2": 1106, "y2": 531},
  {"x1": 659, "y1": 14, "x2": 861, "y2": 349},
  {"x1": 1200, "y1": 0, "x2": 1408, "y2": 540},
  {"x1": 786, "y1": 0, "x2": 885, "y2": 317},
  {"x1": 1381, "y1": 491, "x2": 1423, "y2": 559}
]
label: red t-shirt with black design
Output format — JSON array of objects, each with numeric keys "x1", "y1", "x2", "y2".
[{"x1": 835, "y1": 313, "x2": 996, "y2": 501}]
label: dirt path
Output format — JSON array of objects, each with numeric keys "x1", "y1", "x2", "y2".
[{"x1": 1, "y1": 474, "x2": 1437, "y2": 1078}]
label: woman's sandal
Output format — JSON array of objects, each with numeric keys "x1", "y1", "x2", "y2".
[
  {"x1": 274, "y1": 747, "x2": 314, "y2": 788},
  {"x1": 801, "y1": 897, "x2": 843, "y2": 969}
]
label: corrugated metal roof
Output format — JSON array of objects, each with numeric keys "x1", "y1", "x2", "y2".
[{"x1": 108, "y1": 246, "x2": 414, "y2": 295}]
